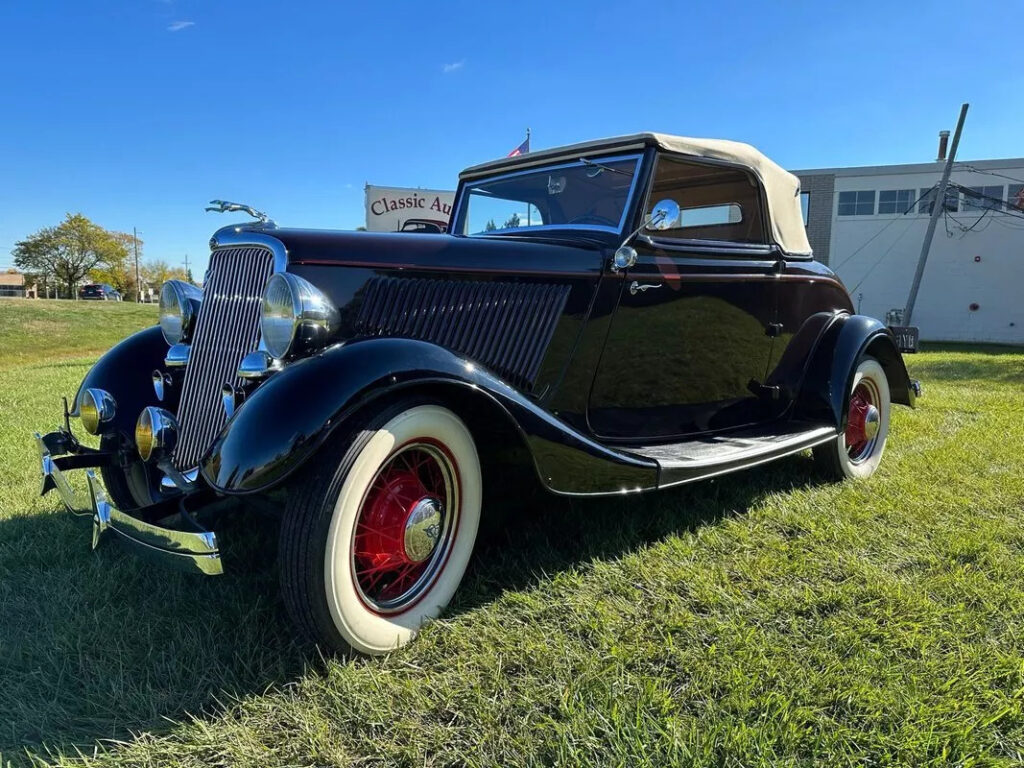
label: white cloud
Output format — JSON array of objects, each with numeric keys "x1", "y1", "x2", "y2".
[
  {"x1": 167, "y1": 20, "x2": 195, "y2": 32},
  {"x1": 442, "y1": 59, "x2": 465, "y2": 74}
]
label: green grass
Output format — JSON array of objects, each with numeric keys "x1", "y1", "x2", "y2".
[
  {"x1": 2, "y1": 301, "x2": 1024, "y2": 766},
  {"x1": 0, "y1": 299, "x2": 157, "y2": 371}
]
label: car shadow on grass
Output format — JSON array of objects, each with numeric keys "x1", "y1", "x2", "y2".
[
  {"x1": 0, "y1": 453, "x2": 826, "y2": 763},
  {"x1": 0, "y1": 507, "x2": 305, "y2": 763},
  {"x1": 454, "y1": 452, "x2": 829, "y2": 616}
]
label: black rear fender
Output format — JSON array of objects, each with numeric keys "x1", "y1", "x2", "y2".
[
  {"x1": 200, "y1": 338, "x2": 658, "y2": 497},
  {"x1": 794, "y1": 313, "x2": 915, "y2": 428}
]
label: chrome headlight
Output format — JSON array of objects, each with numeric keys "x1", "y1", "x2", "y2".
[
  {"x1": 260, "y1": 273, "x2": 340, "y2": 359},
  {"x1": 135, "y1": 406, "x2": 178, "y2": 462},
  {"x1": 79, "y1": 388, "x2": 116, "y2": 435},
  {"x1": 159, "y1": 280, "x2": 203, "y2": 346}
]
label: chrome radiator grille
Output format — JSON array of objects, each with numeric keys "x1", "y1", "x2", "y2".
[{"x1": 173, "y1": 246, "x2": 274, "y2": 470}]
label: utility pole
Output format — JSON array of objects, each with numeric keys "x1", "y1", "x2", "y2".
[
  {"x1": 133, "y1": 227, "x2": 141, "y2": 303},
  {"x1": 184, "y1": 252, "x2": 190, "y2": 282},
  {"x1": 904, "y1": 103, "x2": 969, "y2": 326}
]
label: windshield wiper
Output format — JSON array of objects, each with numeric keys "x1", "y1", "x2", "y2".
[{"x1": 578, "y1": 157, "x2": 634, "y2": 177}]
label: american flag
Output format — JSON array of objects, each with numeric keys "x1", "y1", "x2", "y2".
[{"x1": 507, "y1": 136, "x2": 530, "y2": 157}]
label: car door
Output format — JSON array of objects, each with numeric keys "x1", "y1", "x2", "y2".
[{"x1": 587, "y1": 154, "x2": 780, "y2": 441}]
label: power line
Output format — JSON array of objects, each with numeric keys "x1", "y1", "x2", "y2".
[
  {"x1": 954, "y1": 164, "x2": 1024, "y2": 186},
  {"x1": 850, "y1": 216, "x2": 918, "y2": 293},
  {"x1": 831, "y1": 186, "x2": 934, "y2": 272}
]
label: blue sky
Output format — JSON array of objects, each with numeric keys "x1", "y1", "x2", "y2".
[{"x1": 1, "y1": 1, "x2": 1022, "y2": 275}]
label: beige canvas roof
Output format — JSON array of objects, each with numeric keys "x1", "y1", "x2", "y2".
[{"x1": 460, "y1": 132, "x2": 812, "y2": 256}]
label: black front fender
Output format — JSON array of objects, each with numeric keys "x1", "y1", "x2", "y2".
[
  {"x1": 796, "y1": 313, "x2": 915, "y2": 427},
  {"x1": 72, "y1": 326, "x2": 167, "y2": 438},
  {"x1": 200, "y1": 338, "x2": 658, "y2": 497}
]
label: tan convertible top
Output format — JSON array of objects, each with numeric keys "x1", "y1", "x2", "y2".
[{"x1": 460, "y1": 132, "x2": 812, "y2": 256}]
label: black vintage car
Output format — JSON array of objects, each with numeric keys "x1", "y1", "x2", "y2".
[{"x1": 36, "y1": 133, "x2": 919, "y2": 654}]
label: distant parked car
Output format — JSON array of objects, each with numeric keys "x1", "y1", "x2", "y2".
[
  {"x1": 400, "y1": 218, "x2": 447, "y2": 234},
  {"x1": 79, "y1": 283, "x2": 121, "y2": 301}
]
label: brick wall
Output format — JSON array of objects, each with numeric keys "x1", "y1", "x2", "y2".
[{"x1": 797, "y1": 173, "x2": 835, "y2": 265}]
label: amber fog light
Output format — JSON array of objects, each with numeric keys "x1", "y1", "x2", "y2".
[
  {"x1": 135, "y1": 406, "x2": 178, "y2": 462},
  {"x1": 79, "y1": 388, "x2": 116, "y2": 435}
]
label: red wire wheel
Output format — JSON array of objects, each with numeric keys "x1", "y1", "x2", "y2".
[
  {"x1": 845, "y1": 379, "x2": 882, "y2": 463},
  {"x1": 350, "y1": 441, "x2": 460, "y2": 615}
]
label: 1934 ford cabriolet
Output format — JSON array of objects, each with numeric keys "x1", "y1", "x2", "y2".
[{"x1": 35, "y1": 133, "x2": 919, "y2": 654}]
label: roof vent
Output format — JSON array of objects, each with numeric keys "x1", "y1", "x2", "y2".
[{"x1": 937, "y1": 130, "x2": 950, "y2": 162}]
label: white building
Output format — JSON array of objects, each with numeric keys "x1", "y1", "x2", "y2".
[{"x1": 795, "y1": 146, "x2": 1024, "y2": 344}]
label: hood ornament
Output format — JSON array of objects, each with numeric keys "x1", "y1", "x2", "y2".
[{"x1": 205, "y1": 199, "x2": 275, "y2": 227}]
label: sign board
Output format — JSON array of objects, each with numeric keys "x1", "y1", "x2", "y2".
[{"x1": 364, "y1": 185, "x2": 456, "y2": 233}]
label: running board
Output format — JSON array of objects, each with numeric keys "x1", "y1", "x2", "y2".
[{"x1": 623, "y1": 422, "x2": 837, "y2": 489}]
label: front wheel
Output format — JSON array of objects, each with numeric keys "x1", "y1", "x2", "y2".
[
  {"x1": 813, "y1": 356, "x2": 891, "y2": 480},
  {"x1": 279, "y1": 401, "x2": 482, "y2": 655}
]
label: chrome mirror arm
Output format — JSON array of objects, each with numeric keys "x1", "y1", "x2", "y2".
[{"x1": 611, "y1": 207, "x2": 668, "y2": 273}]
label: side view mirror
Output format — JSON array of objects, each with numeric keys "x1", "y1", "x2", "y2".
[{"x1": 647, "y1": 199, "x2": 680, "y2": 231}]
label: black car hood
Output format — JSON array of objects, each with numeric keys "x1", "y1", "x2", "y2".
[{"x1": 230, "y1": 226, "x2": 614, "y2": 271}]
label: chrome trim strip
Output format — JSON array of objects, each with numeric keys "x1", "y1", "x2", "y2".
[{"x1": 209, "y1": 226, "x2": 288, "y2": 271}]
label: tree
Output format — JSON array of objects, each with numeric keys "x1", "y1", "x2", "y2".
[
  {"x1": 89, "y1": 231, "x2": 140, "y2": 299},
  {"x1": 12, "y1": 213, "x2": 129, "y2": 298},
  {"x1": 484, "y1": 219, "x2": 497, "y2": 231},
  {"x1": 502, "y1": 213, "x2": 521, "y2": 229},
  {"x1": 142, "y1": 259, "x2": 188, "y2": 289}
]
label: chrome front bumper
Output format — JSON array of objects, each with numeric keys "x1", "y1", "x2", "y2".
[{"x1": 35, "y1": 431, "x2": 223, "y2": 575}]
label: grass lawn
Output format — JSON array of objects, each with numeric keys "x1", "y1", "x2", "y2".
[{"x1": 1, "y1": 299, "x2": 1024, "y2": 766}]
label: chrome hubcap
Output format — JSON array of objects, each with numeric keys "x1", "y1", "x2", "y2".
[
  {"x1": 403, "y1": 497, "x2": 443, "y2": 563},
  {"x1": 863, "y1": 405, "x2": 880, "y2": 440}
]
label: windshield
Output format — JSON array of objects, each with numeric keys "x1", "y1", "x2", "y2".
[{"x1": 457, "y1": 154, "x2": 641, "y2": 235}]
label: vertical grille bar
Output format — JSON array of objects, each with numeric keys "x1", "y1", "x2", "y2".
[{"x1": 173, "y1": 246, "x2": 274, "y2": 469}]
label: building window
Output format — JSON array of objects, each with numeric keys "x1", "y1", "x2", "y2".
[
  {"x1": 962, "y1": 185, "x2": 1004, "y2": 212},
  {"x1": 1008, "y1": 184, "x2": 1024, "y2": 212},
  {"x1": 800, "y1": 191, "x2": 810, "y2": 225},
  {"x1": 878, "y1": 189, "x2": 915, "y2": 215},
  {"x1": 918, "y1": 187, "x2": 959, "y2": 214},
  {"x1": 838, "y1": 190, "x2": 875, "y2": 216}
]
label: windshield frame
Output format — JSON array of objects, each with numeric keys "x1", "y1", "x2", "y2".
[{"x1": 452, "y1": 152, "x2": 644, "y2": 237}]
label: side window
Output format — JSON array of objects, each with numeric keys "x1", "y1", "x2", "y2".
[{"x1": 644, "y1": 155, "x2": 766, "y2": 244}]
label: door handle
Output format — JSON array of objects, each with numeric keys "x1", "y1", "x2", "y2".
[{"x1": 629, "y1": 281, "x2": 662, "y2": 296}]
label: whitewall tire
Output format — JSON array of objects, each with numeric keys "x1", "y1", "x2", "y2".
[
  {"x1": 280, "y1": 401, "x2": 482, "y2": 655},
  {"x1": 813, "y1": 357, "x2": 891, "y2": 480}
]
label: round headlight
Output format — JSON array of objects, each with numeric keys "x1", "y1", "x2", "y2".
[
  {"x1": 135, "y1": 406, "x2": 178, "y2": 462},
  {"x1": 79, "y1": 388, "x2": 116, "y2": 435},
  {"x1": 260, "y1": 273, "x2": 339, "y2": 359},
  {"x1": 159, "y1": 280, "x2": 203, "y2": 346}
]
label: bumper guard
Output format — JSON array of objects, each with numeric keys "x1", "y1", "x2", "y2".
[{"x1": 35, "y1": 431, "x2": 223, "y2": 575}]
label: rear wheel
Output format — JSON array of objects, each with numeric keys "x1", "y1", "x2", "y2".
[
  {"x1": 279, "y1": 401, "x2": 482, "y2": 655},
  {"x1": 813, "y1": 357, "x2": 890, "y2": 480}
]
